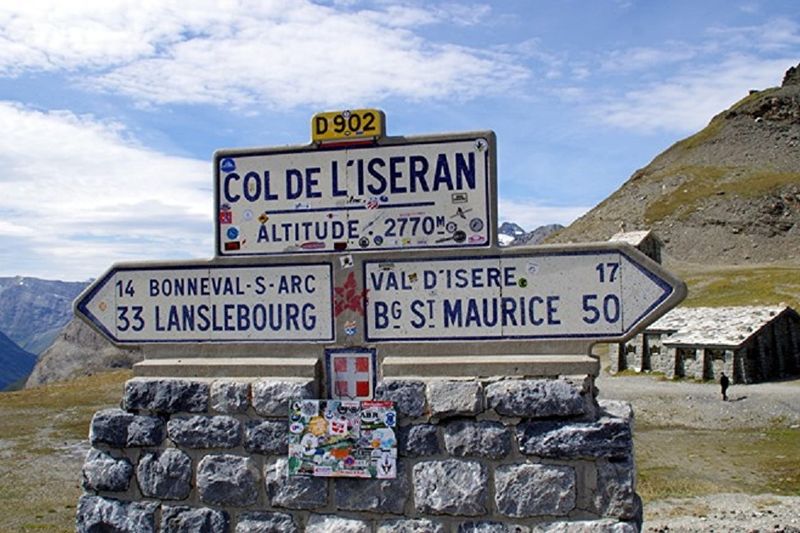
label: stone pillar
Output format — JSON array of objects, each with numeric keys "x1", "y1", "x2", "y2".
[
  {"x1": 723, "y1": 350, "x2": 735, "y2": 380},
  {"x1": 76, "y1": 376, "x2": 642, "y2": 532},
  {"x1": 665, "y1": 346, "x2": 678, "y2": 379},
  {"x1": 609, "y1": 343, "x2": 623, "y2": 374},
  {"x1": 631, "y1": 335, "x2": 645, "y2": 372}
]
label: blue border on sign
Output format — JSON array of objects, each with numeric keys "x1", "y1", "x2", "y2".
[
  {"x1": 324, "y1": 347, "x2": 378, "y2": 400},
  {"x1": 215, "y1": 137, "x2": 493, "y2": 257},
  {"x1": 361, "y1": 250, "x2": 674, "y2": 342},
  {"x1": 76, "y1": 262, "x2": 335, "y2": 344}
]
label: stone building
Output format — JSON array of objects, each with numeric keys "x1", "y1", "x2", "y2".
[
  {"x1": 609, "y1": 306, "x2": 800, "y2": 383},
  {"x1": 608, "y1": 230, "x2": 663, "y2": 264}
]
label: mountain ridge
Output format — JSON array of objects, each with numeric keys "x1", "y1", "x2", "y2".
[
  {"x1": 0, "y1": 277, "x2": 88, "y2": 353},
  {"x1": 548, "y1": 63, "x2": 800, "y2": 267},
  {"x1": 0, "y1": 330, "x2": 36, "y2": 390}
]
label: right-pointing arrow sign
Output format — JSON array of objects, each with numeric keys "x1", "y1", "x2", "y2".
[{"x1": 363, "y1": 247, "x2": 685, "y2": 343}]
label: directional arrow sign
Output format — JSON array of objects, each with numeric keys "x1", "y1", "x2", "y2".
[
  {"x1": 75, "y1": 262, "x2": 334, "y2": 344},
  {"x1": 363, "y1": 248, "x2": 681, "y2": 342}
]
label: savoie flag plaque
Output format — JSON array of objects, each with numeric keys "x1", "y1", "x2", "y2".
[{"x1": 214, "y1": 132, "x2": 495, "y2": 256}]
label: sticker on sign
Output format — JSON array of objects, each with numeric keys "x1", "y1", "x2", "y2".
[
  {"x1": 75, "y1": 263, "x2": 334, "y2": 343},
  {"x1": 214, "y1": 133, "x2": 495, "y2": 256},
  {"x1": 363, "y1": 250, "x2": 675, "y2": 342}
]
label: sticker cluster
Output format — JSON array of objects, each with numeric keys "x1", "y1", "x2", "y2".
[{"x1": 287, "y1": 399, "x2": 397, "y2": 479}]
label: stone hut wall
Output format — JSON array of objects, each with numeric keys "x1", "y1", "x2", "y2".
[
  {"x1": 612, "y1": 311, "x2": 800, "y2": 384},
  {"x1": 77, "y1": 376, "x2": 641, "y2": 532}
]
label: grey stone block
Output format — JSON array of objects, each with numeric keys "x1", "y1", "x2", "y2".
[
  {"x1": 516, "y1": 415, "x2": 632, "y2": 459},
  {"x1": 443, "y1": 420, "x2": 511, "y2": 459},
  {"x1": 137, "y1": 448, "x2": 192, "y2": 500},
  {"x1": 167, "y1": 415, "x2": 241, "y2": 448},
  {"x1": 236, "y1": 511, "x2": 298, "y2": 533},
  {"x1": 598, "y1": 400, "x2": 633, "y2": 423},
  {"x1": 244, "y1": 420, "x2": 288, "y2": 454},
  {"x1": 197, "y1": 454, "x2": 260, "y2": 506},
  {"x1": 123, "y1": 378, "x2": 208, "y2": 413},
  {"x1": 265, "y1": 458, "x2": 327, "y2": 510},
  {"x1": 81, "y1": 448, "x2": 133, "y2": 492},
  {"x1": 211, "y1": 380, "x2": 250, "y2": 413},
  {"x1": 252, "y1": 379, "x2": 316, "y2": 417},
  {"x1": 594, "y1": 456, "x2": 640, "y2": 521},
  {"x1": 127, "y1": 414, "x2": 166, "y2": 446},
  {"x1": 398, "y1": 424, "x2": 440, "y2": 457},
  {"x1": 495, "y1": 464, "x2": 576, "y2": 517},
  {"x1": 535, "y1": 520, "x2": 637, "y2": 532},
  {"x1": 458, "y1": 522, "x2": 530, "y2": 533},
  {"x1": 378, "y1": 518, "x2": 446, "y2": 533},
  {"x1": 89, "y1": 409, "x2": 164, "y2": 447},
  {"x1": 89, "y1": 409, "x2": 133, "y2": 447},
  {"x1": 486, "y1": 379, "x2": 587, "y2": 418},
  {"x1": 335, "y1": 462, "x2": 408, "y2": 513},
  {"x1": 413, "y1": 459, "x2": 487, "y2": 516},
  {"x1": 76, "y1": 495, "x2": 157, "y2": 533},
  {"x1": 161, "y1": 505, "x2": 229, "y2": 533},
  {"x1": 375, "y1": 379, "x2": 427, "y2": 418},
  {"x1": 306, "y1": 515, "x2": 370, "y2": 533},
  {"x1": 427, "y1": 380, "x2": 483, "y2": 417}
]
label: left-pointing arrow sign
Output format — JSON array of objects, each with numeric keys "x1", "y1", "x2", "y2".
[{"x1": 74, "y1": 262, "x2": 334, "y2": 344}]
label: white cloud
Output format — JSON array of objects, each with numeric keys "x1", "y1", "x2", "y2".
[
  {"x1": 580, "y1": 16, "x2": 800, "y2": 133},
  {"x1": 0, "y1": 102, "x2": 211, "y2": 280},
  {"x1": 708, "y1": 17, "x2": 800, "y2": 52},
  {"x1": 599, "y1": 43, "x2": 700, "y2": 73},
  {"x1": 591, "y1": 55, "x2": 793, "y2": 133},
  {"x1": 0, "y1": 1, "x2": 528, "y2": 109},
  {"x1": 498, "y1": 198, "x2": 588, "y2": 232}
]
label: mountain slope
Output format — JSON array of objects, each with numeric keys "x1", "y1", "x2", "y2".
[
  {"x1": 25, "y1": 317, "x2": 142, "y2": 388},
  {"x1": 0, "y1": 277, "x2": 88, "y2": 353},
  {"x1": 549, "y1": 64, "x2": 800, "y2": 267},
  {"x1": 0, "y1": 330, "x2": 36, "y2": 390}
]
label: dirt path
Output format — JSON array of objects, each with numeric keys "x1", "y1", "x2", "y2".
[
  {"x1": 595, "y1": 368, "x2": 800, "y2": 531},
  {"x1": 596, "y1": 369, "x2": 800, "y2": 430}
]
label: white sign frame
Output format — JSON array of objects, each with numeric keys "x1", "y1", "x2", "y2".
[
  {"x1": 363, "y1": 249, "x2": 676, "y2": 342},
  {"x1": 76, "y1": 261, "x2": 334, "y2": 344},
  {"x1": 213, "y1": 132, "x2": 496, "y2": 257}
]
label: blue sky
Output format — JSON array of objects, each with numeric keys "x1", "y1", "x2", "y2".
[{"x1": 0, "y1": 0, "x2": 797, "y2": 280}]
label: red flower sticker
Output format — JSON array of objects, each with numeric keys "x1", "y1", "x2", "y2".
[{"x1": 334, "y1": 272, "x2": 368, "y2": 317}]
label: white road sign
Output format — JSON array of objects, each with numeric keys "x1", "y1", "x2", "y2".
[
  {"x1": 215, "y1": 134, "x2": 494, "y2": 256},
  {"x1": 363, "y1": 250, "x2": 676, "y2": 342},
  {"x1": 75, "y1": 263, "x2": 333, "y2": 344}
]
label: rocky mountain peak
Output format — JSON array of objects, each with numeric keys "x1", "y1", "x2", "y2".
[{"x1": 783, "y1": 62, "x2": 800, "y2": 87}]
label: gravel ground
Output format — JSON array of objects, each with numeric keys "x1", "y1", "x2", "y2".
[
  {"x1": 595, "y1": 369, "x2": 800, "y2": 532},
  {"x1": 596, "y1": 370, "x2": 800, "y2": 431}
]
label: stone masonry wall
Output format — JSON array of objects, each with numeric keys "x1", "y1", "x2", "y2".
[{"x1": 77, "y1": 376, "x2": 641, "y2": 532}]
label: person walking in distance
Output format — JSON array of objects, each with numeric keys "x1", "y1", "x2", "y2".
[{"x1": 720, "y1": 372, "x2": 730, "y2": 401}]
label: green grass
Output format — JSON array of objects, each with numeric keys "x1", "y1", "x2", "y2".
[
  {"x1": 643, "y1": 166, "x2": 800, "y2": 225},
  {"x1": 677, "y1": 265, "x2": 800, "y2": 310},
  {"x1": 643, "y1": 165, "x2": 729, "y2": 223},
  {"x1": 671, "y1": 117, "x2": 725, "y2": 152},
  {"x1": 0, "y1": 371, "x2": 130, "y2": 532},
  {"x1": 636, "y1": 427, "x2": 800, "y2": 501},
  {"x1": 727, "y1": 87, "x2": 781, "y2": 113}
]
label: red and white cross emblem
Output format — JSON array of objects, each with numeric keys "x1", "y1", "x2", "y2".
[{"x1": 330, "y1": 354, "x2": 373, "y2": 400}]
